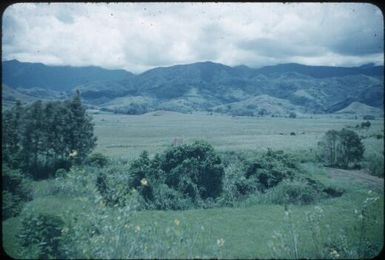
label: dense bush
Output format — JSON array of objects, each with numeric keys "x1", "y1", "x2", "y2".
[
  {"x1": 2, "y1": 165, "x2": 33, "y2": 220},
  {"x1": 18, "y1": 213, "x2": 65, "y2": 259},
  {"x1": 244, "y1": 149, "x2": 298, "y2": 192},
  {"x1": 318, "y1": 129, "x2": 364, "y2": 168},
  {"x1": 87, "y1": 152, "x2": 109, "y2": 167},
  {"x1": 96, "y1": 141, "x2": 224, "y2": 210},
  {"x1": 265, "y1": 179, "x2": 321, "y2": 205}
]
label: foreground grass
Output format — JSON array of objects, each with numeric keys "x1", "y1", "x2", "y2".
[{"x1": 3, "y1": 165, "x2": 383, "y2": 259}]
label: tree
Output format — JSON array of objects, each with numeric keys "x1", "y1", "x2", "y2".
[
  {"x1": 318, "y1": 129, "x2": 364, "y2": 168},
  {"x1": 289, "y1": 112, "x2": 297, "y2": 118},
  {"x1": 67, "y1": 90, "x2": 97, "y2": 164},
  {"x1": 2, "y1": 93, "x2": 97, "y2": 179}
]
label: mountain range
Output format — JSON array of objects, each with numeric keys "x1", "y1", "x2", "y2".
[{"x1": 2, "y1": 59, "x2": 384, "y2": 116}]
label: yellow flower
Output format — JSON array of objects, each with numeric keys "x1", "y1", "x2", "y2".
[
  {"x1": 174, "y1": 219, "x2": 180, "y2": 226},
  {"x1": 217, "y1": 238, "x2": 225, "y2": 247},
  {"x1": 140, "y1": 178, "x2": 148, "y2": 186}
]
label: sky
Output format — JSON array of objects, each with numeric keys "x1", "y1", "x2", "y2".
[{"x1": 2, "y1": 2, "x2": 384, "y2": 73}]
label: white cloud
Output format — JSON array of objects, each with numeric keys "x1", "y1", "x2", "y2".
[{"x1": 2, "y1": 2, "x2": 383, "y2": 73}]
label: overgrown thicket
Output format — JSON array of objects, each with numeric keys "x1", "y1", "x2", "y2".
[
  {"x1": 2, "y1": 91, "x2": 97, "y2": 179},
  {"x1": 97, "y1": 141, "x2": 224, "y2": 210},
  {"x1": 96, "y1": 145, "x2": 343, "y2": 210},
  {"x1": 318, "y1": 128, "x2": 364, "y2": 169}
]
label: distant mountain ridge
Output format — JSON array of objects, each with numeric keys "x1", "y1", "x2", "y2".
[
  {"x1": 2, "y1": 60, "x2": 384, "y2": 116},
  {"x1": 2, "y1": 59, "x2": 133, "y2": 91}
]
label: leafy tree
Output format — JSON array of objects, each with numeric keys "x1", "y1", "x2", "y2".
[
  {"x1": 289, "y1": 112, "x2": 297, "y2": 118},
  {"x1": 67, "y1": 90, "x2": 97, "y2": 164},
  {"x1": 2, "y1": 101, "x2": 23, "y2": 168},
  {"x1": 318, "y1": 129, "x2": 364, "y2": 168}
]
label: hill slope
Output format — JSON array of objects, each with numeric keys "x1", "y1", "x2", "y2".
[
  {"x1": 2, "y1": 59, "x2": 133, "y2": 91},
  {"x1": 2, "y1": 60, "x2": 384, "y2": 116}
]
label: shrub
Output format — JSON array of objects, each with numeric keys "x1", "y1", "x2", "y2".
[
  {"x1": 87, "y1": 153, "x2": 109, "y2": 167},
  {"x1": 18, "y1": 213, "x2": 65, "y2": 259},
  {"x1": 360, "y1": 121, "x2": 371, "y2": 128},
  {"x1": 96, "y1": 169, "x2": 137, "y2": 208},
  {"x1": 365, "y1": 153, "x2": 384, "y2": 178},
  {"x1": 244, "y1": 149, "x2": 298, "y2": 192},
  {"x1": 2, "y1": 165, "x2": 33, "y2": 220},
  {"x1": 265, "y1": 179, "x2": 321, "y2": 205},
  {"x1": 96, "y1": 141, "x2": 224, "y2": 210},
  {"x1": 363, "y1": 115, "x2": 375, "y2": 120},
  {"x1": 128, "y1": 141, "x2": 224, "y2": 209},
  {"x1": 289, "y1": 112, "x2": 297, "y2": 118}
]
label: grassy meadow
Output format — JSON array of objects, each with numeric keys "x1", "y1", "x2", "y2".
[
  {"x1": 92, "y1": 111, "x2": 384, "y2": 159},
  {"x1": 3, "y1": 111, "x2": 384, "y2": 259}
]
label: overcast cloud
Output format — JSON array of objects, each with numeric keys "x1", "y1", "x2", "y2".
[{"x1": 2, "y1": 2, "x2": 383, "y2": 73}]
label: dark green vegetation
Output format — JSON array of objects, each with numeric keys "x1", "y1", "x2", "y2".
[
  {"x1": 2, "y1": 165, "x2": 32, "y2": 220},
  {"x1": 318, "y1": 129, "x2": 365, "y2": 169},
  {"x1": 3, "y1": 60, "x2": 384, "y2": 118},
  {"x1": 2, "y1": 92, "x2": 96, "y2": 180}
]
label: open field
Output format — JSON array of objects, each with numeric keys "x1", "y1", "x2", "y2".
[{"x1": 92, "y1": 111, "x2": 384, "y2": 160}]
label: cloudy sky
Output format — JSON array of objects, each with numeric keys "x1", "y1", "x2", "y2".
[{"x1": 2, "y1": 2, "x2": 383, "y2": 73}]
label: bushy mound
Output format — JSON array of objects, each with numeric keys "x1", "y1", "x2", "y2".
[
  {"x1": 220, "y1": 149, "x2": 344, "y2": 206},
  {"x1": 97, "y1": 141, "x2": 224, "y2": 210},
  {"x1": 243, "y1": 149, "x2": 298, "y2": 192}
]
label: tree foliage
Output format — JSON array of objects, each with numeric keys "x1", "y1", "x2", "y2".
[
  {"x1": 2, "y1": 164, "x2": 33, "y2": 220},
  {"x1": 318, "y1": 129, "x2": 364, "y2": 168},
  {"x1": 2, "y1": 93, "x2": 97, "y2": 179}
]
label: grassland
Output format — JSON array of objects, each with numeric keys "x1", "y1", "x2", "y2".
[
  {"x1": 92, "y1": 111, "x2": 384, "y2": 160},
  {"x1": 3, "y1": 112, "x2": 384, "y2": 259}
]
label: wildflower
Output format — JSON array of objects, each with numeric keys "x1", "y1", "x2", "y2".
[
  {"x1": 174, "y1": 219, "x2": 180, "y2": 226},
  {"x1": 217, "y1": 238, "x2": 225, "y2": 247},
  {"x1": 354, "y1": 209, "x2": 358, "y2": 214},
  {"x1": 358, "y1": 214, "x2": 364, "y2": 220},
  {"x1": 140, "y1": 178, "x2": 148, "y2": 186},
  {"x1": 135, "y1": 225, "x2": 141, "y2": 232},
  {"x1": 124, "y1": 224, "x2": 130, "y2": 229},
  {"x1": 330, "y1": 249, "x2": 340, "y2": 258},
  {"x1": 368, "y1": 190, "x2": 372, "y2": 194},
  {"x1": 61, "y1": 227, "x2": 69, "y2": 234},
  {"x1": 69, "y1": 150, "x2": 78, "y2": 157}
]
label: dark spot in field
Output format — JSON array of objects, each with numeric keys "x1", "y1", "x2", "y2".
[{"x1": 323, "y1": 187, "x2": 344, "y2": 197}]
